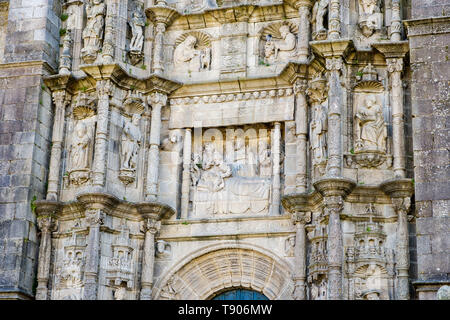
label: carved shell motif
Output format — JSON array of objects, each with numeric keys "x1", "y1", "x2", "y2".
[
  {"x1": 175, "y1": 31, "x2": 211, "y2": 50},
  {"x1": 260, "y1": 21, "x2": 299, "y2": 40}
]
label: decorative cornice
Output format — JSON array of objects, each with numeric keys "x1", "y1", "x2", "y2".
[
  {"x1": 313, "y1": 178, "x2": 356, "y2": 198},
  {"x1": 404, "y1": 16, "x2": 450, "y2": 37},
  {"x1": 136, "y1": 202, "x2": 176, "y2": 221},
  {"x1": 146, "y1": 4, "x2": 179, "y2": 26},
  {"x1": 380, "y1": 178, "x2": 414, "y2": 199},
  {"x1": 310, "y1": 39, "x2": 354, "y2": 59},
  {"x1": 372, "y1": 41, "x2": 409, "y2": 58},
  {"x1": 34, "y1": 200, "x2": 62, "y2": 218},
  {"x1": 76, "y1": 192, "x2": 120, "y2": 213},
  {"x1": 281, "y1": 192, "x2": 312, "y2": 213}
]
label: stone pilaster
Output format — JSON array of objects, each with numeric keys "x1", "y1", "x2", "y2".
[
  {"x1": 180, "y1": 128, "x2": 192, "y2": 219},
  {"x1": 387, "y1": 58, "x2": 406, "y2": 178},
  {"x1": 294, "y1": 79, "x2": 308, "y2": 193},
  {"x1": 140, "y1": 217, "x2": 160, "y2": 300},
  {"x1": 34, "y1": 202, "x2": 59, "y2": 300},
  {"x1": 146, "y1": 91, "x2": 167, "y2": 201},
  {"x1": 314, "y1": 178, "x2": 356, "y2": 300},
  {"x1": 83, "y1": 209, "x2": 104, "y2": 300},
  {"x1": 328, "y1": 0, "x2": 341, "y2": 40},
  {"x1": 291, "y1": 211, "x2": 311, "y2": 300},
  {"x1": 92, "y1": 80, "x2": 112, "y2": 188},
  {"x1": 47, "y1": 91, "x2": 70, "y2": 200},
  {"x1": 390, "y1": 0, "x2": 402, "y2": 41},
  {"x1": 289, "y1": 0, "x2": 314, "y2": 62},
  {"x1": 325, "y1": 56, "x2": 343, "y2": 177},
  {"x1": 272, "y1": 122, "x2": 281, "y2": 215},
  {"x1": 381, "y1": 178, "x2": 414, "y2": 300}
]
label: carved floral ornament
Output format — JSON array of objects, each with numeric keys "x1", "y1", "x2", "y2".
[
  {"x1": 291, "y1": 211, "x2": 311, "y2": 225},
  {"x1": 169, "y1": 88, "x2": 294, "y2": 106}
]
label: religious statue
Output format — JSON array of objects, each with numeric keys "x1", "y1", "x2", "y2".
[
  {"x1": 121, "y1": 114, "x2": 142, "y2": 170},
  {"x1": 311, "y1": 0, "x2": 329, "y2": 40},
  {"x1": 354, "y1": 94, "x2": 387, "y2": 153},
  {"x1": 81, "y1": 0, "x2": 106, "y2": 64},
  {"x1": 155, "y1": 240, "x2": 171, "y2": 259},
  {"x1": 264, "y1": 25, "x2": 297, "y2": 63},
  {"x1": 129, "y1": 7, "x2": 145, "y2": 54},
  {"x1": 285, "y1": 236, "x2": 295, "y2": 257},
  {"x1": 173, "y1": 35, "x2": 211, "y2": 71},
  {"x1": 69, "y1": 121, "x2": 92, "y2": 176},
  {"x1": 358, "y1": 0, "x2": 382, "y2": 37},
  {"x1": 310, "y1": 103, "x2": 328, "y2": 167},
  {"x1": 113, "y1": 286, "x2": 126, "y2": 300}
]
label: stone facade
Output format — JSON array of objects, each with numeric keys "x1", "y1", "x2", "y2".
[{"x1": 0, "y1": 0, "x2": 448, "y2": 300}]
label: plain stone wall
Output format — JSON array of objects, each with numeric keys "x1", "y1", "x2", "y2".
[
  {"x1": 408, "y1": 0, "x2": 450, "y2": 299},
  {"x1": 0, "y1": 0, "x2": 58, "y2": 299}
]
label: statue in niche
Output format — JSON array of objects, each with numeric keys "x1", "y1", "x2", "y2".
[
  {"x1": 174, "y1": 35, "x2": 211, "y2": 72},
  {"x1": 81, "y1": 0, "x2": 106, "y2": 64},
  {"x1": 264, "y1": 25, "x2": 297, "y2": 63},
  {"x1": 121, "y1": 114, "x2": 142, "y2": 170},
  {"x1": 358, "y1": 0, "x2": 382, "y2": 37},
  {"x1": 311, "y1": 0, "x2": 329, "y2": 40},
  {"x1": 162, "y1": 130, "x2": 183, "y2": 152},
  {"x1": 285, "y1": 236, "x2": 295, "y2": 257},
  {"x1": 128, "y1": 4, "x2": 145, "y2": 65},
  {"x1": 113, "y1": 286, "x2": 127, "y2": 300},
  {"x1": 68, "y1": 121, "x2": 93, "y2": 185},
  {"x1": 258, "y1": 140, "x2": 272, "y2": 178},
  {"x1": 310, "y1": 103, "x2": 328, "y2": 167},
  {"x1": 354, "y1": 94, "x2": 386, "y2": 153}
]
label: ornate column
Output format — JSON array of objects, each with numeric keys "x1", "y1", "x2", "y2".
[
  {"x1": 272, "y1": 122, "x2": 281, "y2": 215},
  {"x1": 387, "y1": 58, "x2": 406, "y2": 178},
  {"x1": 324, "y1": 196, "x2": 344, "y2": 300},
  {"x1": 92, "y1": 80, "x2": 112, "y2": 187},
  {"x1": 325, "y1": 56, "x2": 343, "y2": 177},
  {"x1": 290, "y1": 0, "x2": 313, "y2": 62},
  {"x1": 47, "y1": 91, "x2": 69, "y2": 200},
  {"x1": 140, "y1": 217, "x2": 160, "y2": 300},
  {"x1": 314, "y1": 178, "x2": 355, "y2": 300},
  {"x1": 35, "y1": 202, "x2": 59, "y2": 300},
  {"x1": 102, "y1": 1, "x2": 116, "y2": 64},
  {"x1": 59, "y1": 32, "x2": 72, "y2": 75},
  {"x1": 390, "y1": 0, "x2": 402, "y2": 41},
  {"x1": 146, "y1": 91, "x2": 167, "y2": 201},
  {"x1": 146, "y1": 4, "x2": 178, "y2": 75},
  {"x1": 328, "y1": 0, "x2": 341, "y2": 40},
  {"x1": 180, "y1": 128, "x2": 192, "y2": 219},
  {"x1": 381, "y1": 178, "x2": 414, "y2": 300},
  {"x1": 83, "y1": 209, "x2": 104, "y2": 300},
  {"x1": 294, "y1": 79, "x2": 308, "y2": 193},
  {"x1": 292, "y1": 211, "x2": 311, "y2": 300}
]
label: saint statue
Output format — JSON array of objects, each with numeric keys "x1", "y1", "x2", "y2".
[
  {"x1": 69, "y1": 121, "x2": 92, "y2": 171},
  {"x1": 311, "y1": 0, "x2": 329, "y2": 40},
  {"x1": 121, "y1": 115, "x2": 142, "y2": 170},
  {"x1": 81, "y1": 0, "x2": 106, "y2": 61},
  {"x1": 129, "y1": 8, "x2": 145, "y2": 53},
  {"x1": 355, "y1": 95, "x2": 386, "y2": 152},
  {"x1": 310, "y1": 103, "x2": 328, "y2": 166},
  {"x1": 174, "y1": 35, "x2": 210, "y2": 71}
]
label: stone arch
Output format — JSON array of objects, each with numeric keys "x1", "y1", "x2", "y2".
[{"x1": 153, "y1": 243, "x2": 294, "y2": 300}]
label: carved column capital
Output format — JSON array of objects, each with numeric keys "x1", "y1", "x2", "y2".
[
  {"x1": 292, "y1": 212, "x2": 311, "y2": 225},
  {"x1": 323, "y1": 196, "x2": 344, "y2": 216},
  {"x1": 392, "y1": 197, "x2": 411, "y2": 215},
  {"x1": 85, "y1": 209, "x2": 105, "y2": 227},
  {"x1": 96, "y1": 79, "x2": 113, "y2": 97},
  {"x1": 52, "y1": 90, "x2": 70, "y2": 107},
  {"x1": 142, "y1": 218, "x2": 161, "y2": 235},
  {"x1": 325, "y1": 57, "x2": 343, "y2": 72},
  {"x1": 386, "y1": 58, "x2": 403, "y2": 73},
  {"x1": 148, "y1": 91, "x2": 167, "y2": 107},
  {"x1": 37, "y1": 215, "x2": 56, "y2": 233},
  {"x1": 293, "y1": 78, "x2": 308, "y2": 95}
]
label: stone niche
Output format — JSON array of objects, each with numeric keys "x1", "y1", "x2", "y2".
[{"x1": 190, "y1": 124, "x2": 276, "y2": 217}]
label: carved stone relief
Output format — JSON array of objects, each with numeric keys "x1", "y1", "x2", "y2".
[
  {"x1": 128, "y1": 2, "x2": 146, "y2": 65},
  {"x1": 155, "y1": 240, "x2": 172, "y2": 259},
  {"x1": 261, "y1": 23, "x2": 298, "y2": 64},
  {"x1": 285, "y1": 235, "x2": 295, "y2": 257},
  {"x1": 173, "y1": 32, "x2": 211, "y2": 72},
  {"x1": 358, "y1": 0, "x2": 383, "y2": 38},
  {"x1": 81, "y1": 0, "x2": 106, "y2": 64}
]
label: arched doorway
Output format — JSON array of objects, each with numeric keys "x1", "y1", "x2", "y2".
[{"x1": 211, "y1": 288, "x2": 269, "y2": 300}]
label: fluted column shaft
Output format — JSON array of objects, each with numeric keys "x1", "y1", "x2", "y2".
[
  {"x1": 271, "y1": 122, "x2": 281, "y2": 215},
  {"x1": 387, "y1": 58, "x2": 406, "y2": 178},
  {"x1": 92, "y1": 80, "x2": 112, "y2": 187},
  {"x1": 47, "y1": 91, "x2": 68, "y2": 200},
  {"x1": 83, "y1": 209, "x2": 104, "y2": 300},
  {"x1": 180, "y1": 128, "x2": 192, "y2": 219},
  {"x1": 325, "y1": 57, "x2": 343, "y2": 177},
  {"x1": 294, "y1": 79, "x2": 308, "y2": 192},
  {"x1": 140, "y1": 218, "x2": 160, "y2": 300}
]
